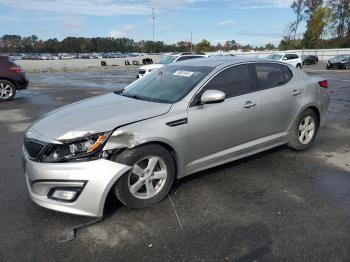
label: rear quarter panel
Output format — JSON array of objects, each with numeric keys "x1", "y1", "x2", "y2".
[{"x1": 298, "y1": 72, "x2": 330, "y2": 127}]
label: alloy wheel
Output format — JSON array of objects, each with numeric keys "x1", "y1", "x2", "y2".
[
  {"x1": 298, "y1": 116, "x2": 315, "y2": 145},
  {"x1": 0, "y1": 82, "x2": 13, "y2": 99},
  {"x1": 128, "y1": 156, "x2": 168, "y2": 199}
]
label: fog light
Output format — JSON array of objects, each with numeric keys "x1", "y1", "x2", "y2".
[
  {"x1": 52, "y1": 190, "x2": 77, "y2": 200},
  {"x1": 48, "y1": 187, "x2": 83, "y2": 202}
]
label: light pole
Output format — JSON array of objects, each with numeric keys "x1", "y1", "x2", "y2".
[
  {"x1": 152, "y1": 7, "x2": 155, "y2": 42},
  {"x1": 190, "y1": 30, "x2": 193, "y2": 52}
]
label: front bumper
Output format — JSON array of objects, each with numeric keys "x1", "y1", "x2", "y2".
[
  {"x1": 23, "y1": 149, "x2": 131, "y2": 217},
  {"x1": 327, "y1": 62, "x2": 348, "y2": 69}
]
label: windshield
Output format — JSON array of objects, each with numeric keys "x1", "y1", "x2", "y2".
[
  {"x1": 119, "y1": 65, "x2": 213, "y2": 103},
  {"x1": 158, "y1": 55, "x2": 177, "y2": 64},
  {"x1": 267, "y1": 54, "x2": 283, "y2": 61},
  {"x1": 334, "y1": 55, "x2": 348, "y2": 60}
]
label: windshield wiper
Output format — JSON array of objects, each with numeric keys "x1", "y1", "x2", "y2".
[{"x1": 116, "y1": 91, "x2": 143, "y2": 101}]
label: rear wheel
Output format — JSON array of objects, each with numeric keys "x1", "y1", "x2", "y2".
[
  {"x1": 0, "y1": 80, "x2": 16, "y2": 101},
  {"x1": 288, "y1": 109, "x2": 319, "y2": 151},
  {"x1": 113, "y1": 144, "x2": 175, "y2": 208}
]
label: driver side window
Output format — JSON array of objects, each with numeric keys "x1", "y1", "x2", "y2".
[{"x1": 191, "y1": 64, "x2": 251, "y2": 106}]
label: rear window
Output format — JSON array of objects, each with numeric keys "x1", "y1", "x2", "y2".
[{"x1": 254, "y1": 63, "x2": 287, "y2": 89}]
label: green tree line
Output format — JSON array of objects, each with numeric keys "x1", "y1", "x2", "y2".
[
  {"x1": 0, "y1": 35, "x2": 267, "y2": 54},
  {"x1": 280, "y1": 0, "x2": 350, "y2": 49}
]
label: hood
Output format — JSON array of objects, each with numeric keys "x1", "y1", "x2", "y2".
[
  {"x1": 329, "y1": 56, "x2": 348, "y2": 63},
  {"x1": 32, "y1": 93, "x2": 171, "y2": 141},
  {"x1": 139, "y1": 64, "x2": 164, "y2": 70}
]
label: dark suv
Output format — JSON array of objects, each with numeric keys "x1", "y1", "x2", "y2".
[{"x1": 0, "y1": 55, "x2": 28, "y2": 101}]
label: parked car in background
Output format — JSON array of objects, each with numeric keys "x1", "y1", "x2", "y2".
[
  {"x1": 327, "y1": 54, "x2": 350, "y2": 69},
  {"x1": 210, "y1": 53, "x2": 235, "y2": 57},
  {"x1": 137, "y1": 53, "x2": 208, "y2": 78},
  {"x1": 302, "y1": 55, "x2": 319, "y2": 65},
  {"x1": 267, "y1": 53, "x2": 303, "y2": 69},
  {"x1": 0, "y1": 56, "x2": 28, "y2": 101},
  {"x1": 23, "y1": 57, "x2": 329, "y2": 217}
]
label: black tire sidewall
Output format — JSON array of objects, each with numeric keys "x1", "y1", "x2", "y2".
[
  {"x1": 288, "y1": 109, "x2": 319, "y2": 151},
  {"x1": 114, "y1": 144, "x2": 175, "y2": 208},
  {"x1": 0, "y1": 80, "x2": 16, "y2": 101}
]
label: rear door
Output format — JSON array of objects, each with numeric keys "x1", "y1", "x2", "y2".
[
  {"x1": 252, "y1": 63, "x2": 304, "y2": 137},
  {"x1": 187, "y1": 64, "x2": 260, "y2": 168}
]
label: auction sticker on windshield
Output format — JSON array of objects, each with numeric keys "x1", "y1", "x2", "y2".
[{"x1": 173, "y1": 70, "x2": 194, "y2": 77}]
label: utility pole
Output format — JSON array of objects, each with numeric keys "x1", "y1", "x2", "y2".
[
  {"x1": 152, "y1": 7, "x2": 155, "y2": 42},
  {"x1": 190, "y1": 30, "x2": 193, "y2": 52}
]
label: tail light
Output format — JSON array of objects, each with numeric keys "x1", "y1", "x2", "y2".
[
  {"x1": 9, "y1": 67, "x2": 23, "y2": 74},
  {"x1": 318, "y1": 80, "x2": 328, "y2": 88}
]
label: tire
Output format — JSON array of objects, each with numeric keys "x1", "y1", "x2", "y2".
[
  {"x1": 113, "y1": 144, "x2": 175, "y2": 208},
  {"x1": 346, "y1": 63, "x2": 350, "y2": 70},
  {"x1": 0, "y1": 80, "x2": 16, "y2": 101},
  {"x1": 288, "y1": 109, "x2": 319, "y2": 151},
  {"x1": 296, "y1": 64, "x2": 302, "y2": 69}
]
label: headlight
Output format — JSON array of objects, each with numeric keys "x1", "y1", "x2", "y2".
[
  {"x1": 41, "y1": 132, "x2": 110, "y2": 163},
  {"x1": 341, "y1": 60, "x2": 348, "y2": 63}
]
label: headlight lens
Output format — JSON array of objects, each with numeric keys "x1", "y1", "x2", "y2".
[
  {"x1": 341, "y1": 60, "x2": 347, "y2": 63},
  {"x1": 41, "y1": 133, "x2": 109, "y2": 163}
]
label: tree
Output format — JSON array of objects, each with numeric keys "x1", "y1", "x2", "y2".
[
  {"x1": 302, "y1": 7, "x2": 331, "y2": 48},
  {"x1": 291, "y1": 0, "x2": 305, "y2": 39},
  {"x1": 329, "y1": 0, "x2": 350, "y2": 39},
  {"x1": 194, "y1": 39, "x2": 211, "y2": 52},
  {"x1": 265, "y1": 43, "x2": 276, "y2": 50},
  {"x1": 304, "y1": 0, "x2": 323, "y2": 20}
]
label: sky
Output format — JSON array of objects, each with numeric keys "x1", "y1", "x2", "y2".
[{"x1": 0, "y1": 0, "x2": 301, "y2": 46}]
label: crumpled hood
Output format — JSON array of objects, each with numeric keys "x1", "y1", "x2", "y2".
[{"x1": 31, "y1": 93, "x2": 171, "y2": 141}]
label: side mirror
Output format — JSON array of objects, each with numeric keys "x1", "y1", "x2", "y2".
[
  {"x1": 282, "y1": 57, "x2": 288, "y2": 60},
  {"x1": 200, "y1": 90, "x2": 226, "y2": 105}
]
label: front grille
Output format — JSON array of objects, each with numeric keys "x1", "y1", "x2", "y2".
[
  {"x1": 24, "y1": 138, "x2": 45, "y2": 159},
  {"x1": 139, "y1": 70, "x2": 146, "y2": 75}
]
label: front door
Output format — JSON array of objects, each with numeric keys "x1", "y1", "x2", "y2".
[{"x1": 186, "y1": 64, "x2": 260, "y2": 172}]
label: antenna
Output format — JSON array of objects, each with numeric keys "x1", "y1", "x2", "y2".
[{"x1": 152, "y1": 7, "x2": 155, "y2": 42}]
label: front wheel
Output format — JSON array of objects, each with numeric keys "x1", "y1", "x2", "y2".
[
  {"x1": 288, "y1": 109, "x2": 319, "y2": 151},
  {"x1": 296, "y1": 64, "x2": 302, "y2": 70},
  {"x1": 113, "y1": 144, "x2": 175, "y2": 208}
]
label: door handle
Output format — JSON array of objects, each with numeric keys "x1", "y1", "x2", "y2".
[
  {"x1": 292, "y1": 89, "x2": 301, "y2": 96},
  {"x1": 243, "y1": 101, "x2": 256, "y2": 109}
]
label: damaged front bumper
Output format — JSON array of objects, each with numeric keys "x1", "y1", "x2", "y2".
[{"x1": 23, "y1": 148, "x2": 131, "y2": 217}]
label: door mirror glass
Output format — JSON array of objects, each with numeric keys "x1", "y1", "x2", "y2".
[
  {"x1": 200, "y1": 90, "x2": 226, "y2": 104},
  {"x1": 282, "y1": 56, "x2": 288, "y2": 60}
]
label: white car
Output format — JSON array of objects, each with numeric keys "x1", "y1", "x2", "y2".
[
  {"x1": 137, "y1": 53, "x2": 207, "y2": 78},
  {"x1": 267, "y1": 53, "x2": 303, "y2": 69}
]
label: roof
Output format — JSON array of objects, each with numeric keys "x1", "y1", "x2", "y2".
[{"x1": 175, "y1": 56, "x2": 273, "y2": 67}]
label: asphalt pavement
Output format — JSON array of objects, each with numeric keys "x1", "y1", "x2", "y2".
[{"x1": 0, "y1": 64, "x2": 349, "y2": 261}]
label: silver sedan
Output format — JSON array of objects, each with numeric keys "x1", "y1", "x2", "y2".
[{"x1": 23, "y1": 57, "x2": 330, "y2": 217}]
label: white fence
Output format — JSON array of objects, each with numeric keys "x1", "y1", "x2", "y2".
[{"x1": 208, "y1": 48, "x2": 350, "y2": 61}]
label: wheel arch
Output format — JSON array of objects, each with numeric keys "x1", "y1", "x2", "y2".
[
  {"x1": 131, "y1": 140, "x2": 181, "y2": 179},
  {"x1": 306, "y1": 105, "x2": 320, "y2": 127},
  {"x1": 0, "y1": 77, "x2": 17, "y2": 89}
]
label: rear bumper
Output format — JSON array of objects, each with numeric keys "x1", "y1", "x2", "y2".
[
  {"x1": 23, "y1": 148, "x2": 131, "y2": 217},
  {"x1": 14, "y1": 74, "x2": 29, "y2": 90}
]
